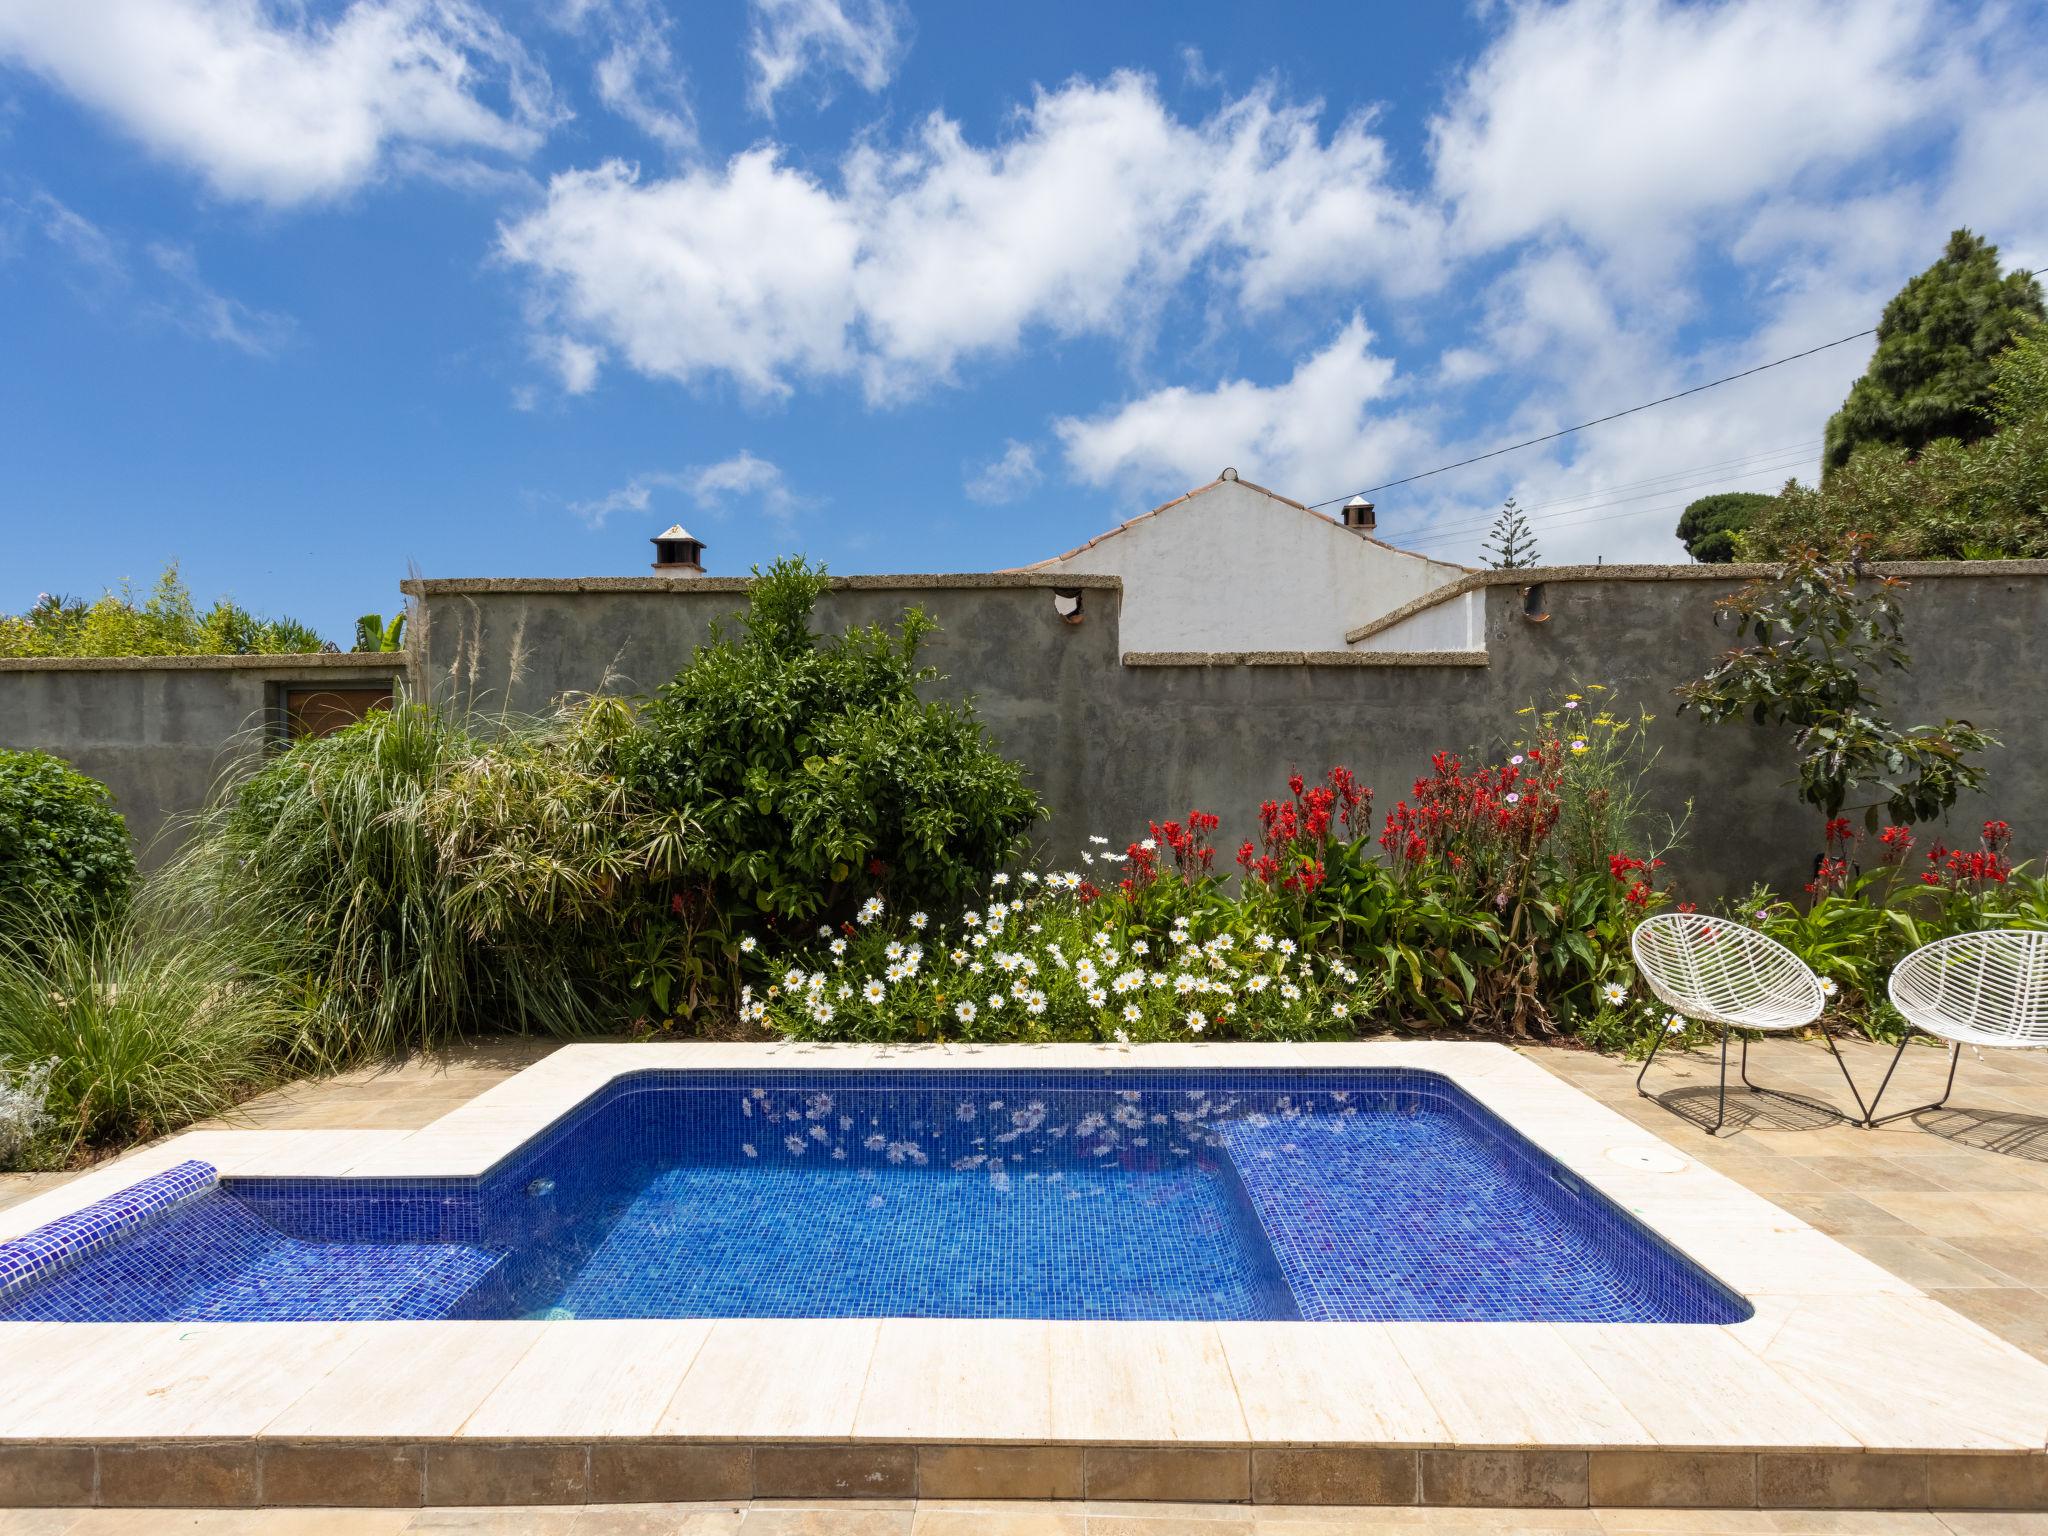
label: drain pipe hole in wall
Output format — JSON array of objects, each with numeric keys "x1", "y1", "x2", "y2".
[
  {"x1": 1053, "y1": 589, "x2": 1085, "y2": 624},
  {"x1": 1521, "y1": 582, "x2": 1549, "y2": 624}
]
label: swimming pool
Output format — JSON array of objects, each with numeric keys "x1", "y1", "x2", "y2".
[{"x1": 0, "y1": 1068, "x2": 1749, "y2": 1325}]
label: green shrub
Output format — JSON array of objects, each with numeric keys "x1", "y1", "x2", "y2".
[
  {"x1": 627, "y1": 556, "x2": 1044, "y2": 928},
  {"x1": 0, "y1": 564, "x2": 327, "y2": 657},
  {"x1": 0, "y1": 750, "x2": 136, "y2": 931}
]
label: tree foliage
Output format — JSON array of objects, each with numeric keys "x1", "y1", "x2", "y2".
[
  {"x1": 1675, "y1": 491, "x2": 1773, "y2": 563},
  {"x1": 1822, "y1": 229, "x2": 2045, "y2": 473},
  {"x1": 0, "y1": 565, "x2": 328, "y2": 657},
  {"x1": 1480, "y1": 497, "x2": 1540, "y2": 568},
  {"x1": 1744, "y1": 332, "x2": 2048, "y2": 560},
  {"x1": 1676, "y1": 546, "x2": 1996, "y2": 826}
]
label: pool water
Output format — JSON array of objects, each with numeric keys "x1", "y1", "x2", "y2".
[{"x1": 0, "y1": 1069, "x2": 1750, "y2": 1324}]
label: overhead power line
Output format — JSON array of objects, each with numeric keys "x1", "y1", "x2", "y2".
[
  {"x1": 1306, "y1": 329, "x2": 1878, "y2": 509},
  {"x1": 1406, "y1": 441, "x2": 1820, "y2": 545}
]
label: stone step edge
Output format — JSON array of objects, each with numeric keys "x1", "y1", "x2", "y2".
[{"x1": 0, "y1": 1441, "x2": 2043, "y2": 1511}]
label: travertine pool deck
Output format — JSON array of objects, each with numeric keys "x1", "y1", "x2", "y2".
[{"x1": 3, "y1": 1040, "x2": 2046, "y2": 1514}]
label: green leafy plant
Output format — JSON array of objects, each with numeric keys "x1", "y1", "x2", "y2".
[
  {"x1": 353, "y1": 612, "x2": 407, "y2": 653},
  {"x1": 626, "y1": 556, "x2": 1044, "y2": 931},
  {"x1": 0, "y1": 564, "x2": 328, "y2": 657},
  {"x1": 0, "y1": 750, "x2": 136, "y2": 935},
  {"x1": 1676, "y1": 491, "x2": 1773, "y2": 563},
  {"x1": 1676, "y1": 546, "x2": 1996, "y2": 828}
]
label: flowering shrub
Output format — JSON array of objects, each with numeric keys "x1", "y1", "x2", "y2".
[
  {"x1": 755, "y1": 685, "x2": 1687, "y2": 1046},
  {"x1": 1748, "y1": 815, "x2": 2046, "y2": 1040}
]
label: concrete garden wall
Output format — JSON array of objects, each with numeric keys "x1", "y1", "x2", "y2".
[
  {"x1": 0, "y1": 653, "x2": 407, "y2": 862},
  {"x1": 6, "y1": 562, "x2": 2042, "y2": 900},
  {"x1": 402, "y1": 562, "x2": 2048, "y2": 902}
]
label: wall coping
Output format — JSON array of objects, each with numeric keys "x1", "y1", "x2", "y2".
[
  {"x1": 1342, "y1": 559, "x2": 2048, "y2": 645},
  {"x1": 0, "y1": 653, "x2": 409, "y2": 674},
  {"x1": 400, "y1": 572, "x2": 1124, "y2": 595},
  {"x1": 1123, "y1": 649, "x2": 1489, "y2": 668}
]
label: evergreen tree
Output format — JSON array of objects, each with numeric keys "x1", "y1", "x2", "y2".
[
  {"x1": 1823, "y1": 229, "x2": 2045, "y2": 473},
  {"x1": 1675, "y1": 491, "x2": 1774, "y2": 562},
  {"x1": 1480, "y1": 497, "x2": 1539, "y2": 568}
]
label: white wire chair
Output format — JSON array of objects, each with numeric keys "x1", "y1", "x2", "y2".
[
  {"x1": 1630, "y1": 912, "x2": 1869, "y2": 1134},
  {"x1": 1865, "y1": 929, "x2": 2048, "y2": 1126}
]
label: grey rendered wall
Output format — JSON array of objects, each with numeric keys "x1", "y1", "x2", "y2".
[
  {"x1": 408, "y1": 564, "x2": 2048, "y2": 903},
  {"x1": 0, "y1": 655, "x2": 408, "y2": 863}
]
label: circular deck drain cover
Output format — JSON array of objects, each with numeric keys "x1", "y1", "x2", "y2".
[{"x1": 1604, "y1": 1145, "x2": 1689, "y2": 1173}]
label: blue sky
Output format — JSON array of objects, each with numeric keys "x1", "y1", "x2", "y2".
[{"x1": 2, "y1": 0, "x2": 2044, "y2": 643}]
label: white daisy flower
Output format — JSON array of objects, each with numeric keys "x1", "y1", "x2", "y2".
[
  {"x1": 739, "y1": 936, "x2": 758, "y2": 954},
  {"x1": 1601, "y1": 982, "x2": 1628, "y2": 1006},
  {"x1": 857, "y1": 897, "x2": 884, "y2": 925},
  {"x1": 1818, "y1": 976, "x2": 1840, "y2": 998},
  {"x1": 909, "y1": 911, "x2": 928, "y2": 930},
  {"x1": 956, "y1": 1001, "x2": 978, "y2": 1023},
  {"x1": 829, "y1": 937, "x2": 848, "y2": 956},
  {"x1": 862, "y1": 979, "x2": 886, "y2": 1004},
  {"x1": 1121, "y1": 1004, "x2": 1142, "y2": 1023}
]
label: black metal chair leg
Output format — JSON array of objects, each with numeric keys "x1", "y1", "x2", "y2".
[
  {"x1": 1712, "y1": 1022, "x2": 1730, "y2": 1134},
  {"x1": 1863, "y1": 1034, "x2": 1962, "y2": 1127},
  {"x1": 1635, "y1": 1021, "x2": 1669, "y2": 1098},
  {"x1": 1732, "y1": 1028, "x2": 1871, "y2": 1126}
]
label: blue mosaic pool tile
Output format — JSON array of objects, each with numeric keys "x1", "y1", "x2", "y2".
[
  {"x1": 0, "y1": 1069, "x2": 1752, "y2": 1326},
  {"x1": 0, "y1": 1159, "x2": 216, "y2": 1307}
]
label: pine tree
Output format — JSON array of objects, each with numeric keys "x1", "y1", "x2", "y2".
[
  {"x1": 1675, "y1": 491, "x2": 1774, "y2": 563},
  {"x1": 1480, "y1": 497, "x2": 1539, "y2": 569},
  {"x1": 1823, "y1": 229, "x2": 2045, "y2": 473}
]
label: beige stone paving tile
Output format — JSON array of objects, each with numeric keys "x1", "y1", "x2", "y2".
[
  {"x1": 0, "y1": 1514, "x2": 79, "y2": 1536},
  {"x1": 1048, "y1": 1322, "x2": 1248, "y2": 1444},
  {"x1": 909, "y1": 1508, "x2": 1085, "y2": 1536},
  {"x1": 265, "y1": 1321, "x2": 548, "y2": 1437},
  {"x1": 735, "y1": 1511, "x2": 912, "y2": 1536},
  {"x1": 1081, "y1": 1514, "x2": 1254, "y2": 1536},
  {"x1": 656, "y1": 1319, "x2": 880, "y2": 1439},
  {"x1": 1555, "y1": 1322, "x2": 1860, "y2": 1449},
  {"x1": 1590, "y1": 1512, "x2": 1777, "y2": 1533},
  {"x1": 403, "y1": 1510, "x2": 584, "y2": 1534},
  {"x1": 1768, "y1": 1191, "x2": 1928, "y2": 1233},
  {"x1": 853, "y1": 1320, "x2": 1052, "y2": 1441},
  {"x1": 1215, "y1": 1322, "x2": 1440, "y2": 1445},
  {"x1": 0, "y1": 1321, "x2": 368, "y2": 1437},
  {"x1": 56, "y1": 1516, "x2": 413, "y2": 1535},
  {"x1": 1926, "y1": 1286, "x2": 2048, "y2": 1361},
  {"x1": 1769, "y1": 1517, "x2": 1954, "y2": 1534},
  {"x1": 1734, "y1": 1293, "x2": 2048, "y2": 1450},
  {"x1": 1385, "y1": 1323, "x2": 1653, "y2": 1447},
  {"x1": 571, "y1": 1506, "x2": 751, "y2": 1535},
  {"x1": 461, "y1": 1319, "x2": 714, "y2": 1437},
  {"x1": 1935, "y1": 1516, "x2": 2048, "y2": 1535},
  {"x1": 1833, "y1": 1232, "x2": 2031, "y2": 1291},
  {"x1": 1642, "y1": 1224, "x2": 1915, "y2": 1297}
]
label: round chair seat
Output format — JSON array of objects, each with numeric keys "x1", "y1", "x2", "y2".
[{"x1": 1630, "y1": 914, "x2": 1826, "y2": 1033}]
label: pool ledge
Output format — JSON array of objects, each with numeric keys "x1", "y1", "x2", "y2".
[{"x1": 1, "y1": 1040, "x2": 2045, "y2": 1512}]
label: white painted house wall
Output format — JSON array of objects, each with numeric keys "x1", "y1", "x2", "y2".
[{"x1": 1025, "y1": 476, "x2": 1467, "y2": 652}]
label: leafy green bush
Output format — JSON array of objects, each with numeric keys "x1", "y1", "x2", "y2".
[
  {"x1": 627, "y1": 557, "x2": 1044, "y2": 928},
  {"x1": 0, "y1": 750, "x2": 136, "y2": 931},
  {"x1": 0, "y1": 564, "x2": 327, "y2": 657}
]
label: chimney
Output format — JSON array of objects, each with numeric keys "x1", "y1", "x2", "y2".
[
  {"x1": 1341, "y1": 496, "x2": 1377, "y2": 533},
  {"x1": 651, "y1": 524, "x2": 706, "y2": 574}
]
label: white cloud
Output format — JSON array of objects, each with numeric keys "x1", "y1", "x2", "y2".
[
  {"x1": 499, "y1": 72, "x2": 1440, "y2": 401},
  {"x1": 964, "y1": 440, "x2": 1042, "y2": 505},
  {"x1": 1430, "y1": 0, "x2": 1943, "y2": 266},
  {"x1": 569, "y1": 452, "x2": 799, "y2": 531},
  {"x1": 556, "y1": 0, "x2": 694, "y2": 154},
  {"x1": 3, "y1": 191, "x2": 293, "y2": 354},
  {"x1": 746, "y1": 0, "x2": 908, "y2": 118},
  {"x1": 0, "y1": 0, "x2": 558, "y2": 207},
  {"x1": 144, "y1": 243, "x2": 295, "y2": 355},
  {"x1": 1055, "y1": 316, "x2": 1434, "y2": 502}
]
